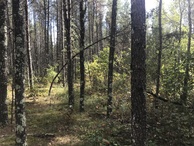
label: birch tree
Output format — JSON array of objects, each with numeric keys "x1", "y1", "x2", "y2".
[
  {"x1": 63, "y1": 0, "x2": 74, "y2": 108},
  {"x1": 12, "y1": 0, "x2": 27, "y2": 145}
]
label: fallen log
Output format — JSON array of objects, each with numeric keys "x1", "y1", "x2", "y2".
[{"x1": 147, "y1": 91, "x2": 183, "y2": 106}]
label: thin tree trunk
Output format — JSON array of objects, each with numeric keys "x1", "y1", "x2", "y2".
[
  {"x1": 99, "y1": 12, "x2": 103, "y2": 50},
  {"x1": 180, "y1": 0, "x2": 191, "y2": 104},
  {"x1": 12, "y1": 0, "x2": 27, "y2": 145},
  {"x1": 56, "y1": 0, "x2": 60, "y2": 72},
  {"x1": 63, "y1": 0, "x2": 74, "y2": 109},
  {"x1": 156, "y1": 0, "x2": 162, "y2": 97},
  {"x1": 79, "y1": 0, "x2": 86, "y2": 112},
  {"x1": 107, "y1": 0, "x2": 117, "y2": 118},
  {"x1": 33, "y1": 9, "x2": 38, "y2": 76},
  {"x1": 61, "y1": 1, "x2": 65, "y2": 87},
  {"x1": 44, "y1": 0, "x2": 48, "y2": 72},
  {"x1": 47, "y1": 0, "x2": 50, "y2": 65},
  {"x1": 0, "y1": 0, "x2": 8, "y2": 125},
  {"x1": 25, "y1": 0, "x2": 34, "y2": 90}
]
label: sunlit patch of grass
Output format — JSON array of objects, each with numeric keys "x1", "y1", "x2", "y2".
[{"x1": 51, "y1": 135, "x2": 81, "y2": 145}]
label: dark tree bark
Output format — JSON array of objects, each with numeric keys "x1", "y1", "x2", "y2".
[
  {"x1": 79, "y1": 0, "x2": 86, "y2": 112},
  {"x1": 98, "y1": 12, "x2": 103, "y2": 50},
  {"x1": 56, "y1": 0, "x2": 60, "y2": 72},
  {"x1": 33, "y1": 8, "x2": 39, "y2": 76},
  {"x1": 87, "y1": 0, "x2": 95, "y2": 60},
  {"x1": 0, "y1": 0, "x2": 8, "y2": 125},
  {"x1": 131, "y1": 0, "x2": 147, "y2": 145},
  {"x1": 56, "y1": 0, "x2": 65, "y2": 86},
  {"x1": 47, "y1": 0, "x2": 50, "y2": 65},
  {"x1": 180, "y1": 0, "x2": 191, "y2": 104},
  {"x1": 107, "y1": 0, "x2": 117, "y2": 118},
  {"x1": 43, "y1": 0, "x2": 49, "y2": 73},
  {"x1": 63, "y1": 0, "x2": 74, "y2": 108},
  {"x1": 44, "y1": 0, "x2": 47, "y2": 66},
  {"x1": 12, "y1": 0, "x2": 27, "y2": 145}
]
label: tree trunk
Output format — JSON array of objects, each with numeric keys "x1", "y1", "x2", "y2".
[
  {"x1": 156, "y1": 0, "x2": 162, "y2": 101},
  {"x1": 131, "y1": 0, "x2": 147, "y2": 145},
  {"x1": 12, "y1": 0, "x2": 27, "y2": 145},
  {"x1": 47, "y1": 0, "x2": 50, "y2": 65},
  {"x1": 107, "y1": 0, "x2": 117, "y2": 118},
  {"x1": 79, "y1": 0, "x2": 86, "y2": 112},
  {"x1": 180, "y1": 0, "x2": 191, "y2": 104},
  {"x1": 63, "y1": 0, "x2": 74, "y2": 109},
  {"x1": 44, "y1": 0, "x2": 49, "y2": 73},
  {"x1": 0, "y1": 0, "x2": 8, "y2": 125},
  {"x1": 33, "y1": 9, "x2": 39, "y2": 76},
  {"x1": 99, "y1": 12, "x2": 103, "y2": 50},
  {"x1": 25, "y1": 0, "x2": 34, "y2": 90}
]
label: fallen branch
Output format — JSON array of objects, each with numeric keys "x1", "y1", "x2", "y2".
[
  {"x1": 28, "y1": 133, "x2": 55, "y2": 138},
  {"x1": 147, "y1": 91, "x2": 182, "y2": 106},
  {"x1": 48, "y1": 35, "x2": 110, "y2": 96},
  {"x1": 48, "y1": 25, "x2": 130, "y2": 96}
]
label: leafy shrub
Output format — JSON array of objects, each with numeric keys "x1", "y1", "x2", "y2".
[
  {"x1": 86, "y1": 48, "x2": 109, "y2": 90},
  {"x1": 42, "y1": 65, "x2": 60, "y2": 85},
  {"x1": 86, "y1": 47, "x2": 131, "y2": 93}
]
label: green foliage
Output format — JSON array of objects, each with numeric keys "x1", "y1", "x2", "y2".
[
  {"x1": 86, "y1": 47, "x2": 109, "y2": 90},
  {"x1": 147, "y1": 104, "x2": 194, "y2": 146},
  {"x1": 113, "y1": 49, "x2": 130, "y2": 94},
  {"x1": 86, "y1": 130, "x2": 103, "y2": 145},
  {"x1": 42, "y1": 65, "x2": 60, "y2": 85},
  {"x1": 86, "y1": 47, "x2": 130, "y2": 94}
]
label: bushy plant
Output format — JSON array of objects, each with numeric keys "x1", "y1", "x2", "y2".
[
  {"x1": 86, "y1": 48, "x2": 109, "y2": 90},
  {"x1": 42, "y1": 65, "x2": 60, "y2": 85},
  {"x1": 86, "y1": 47, "x2": 131, "y2": 93}
]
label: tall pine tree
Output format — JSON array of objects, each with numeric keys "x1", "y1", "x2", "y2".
[{"x1": 131, "y1": 0, "x2": 147, "y2": 145}]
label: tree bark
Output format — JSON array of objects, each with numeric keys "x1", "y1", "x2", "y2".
[
  {"x1": 107, "y1": 0, "x2": 117, "y2": 118},
  {"x1": 79, "y1": 0, "x2": 86, "y2": 112},
  {"x1": 0, "y1": 0, "x2": 8, "y2": 125},
  {"x1": 44, "y1": 0, "x2": 49, "y2": 73},
  {"x1": 131, "y1": 0, "x2": 147, "y2": 145},
  {"x1": 63, "y1": 0, "x2": 74, "y2": 108},
  {"x1": 33, "y1": 8, "x2": 39, "y2": 76},
  {"x1": 12, "y1": 0, "x2": 27, "y2": 145},
  {"x1": 25, "y1": 0, "x2": 34, "y2": 90}
]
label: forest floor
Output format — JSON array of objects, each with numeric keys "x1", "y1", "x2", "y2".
[
  {"x1": 0, "y1": 85, "x2": 131, "y2": 146},
  {"x1": 1, "y1": 84, "x2": 194, "y2": 146}
]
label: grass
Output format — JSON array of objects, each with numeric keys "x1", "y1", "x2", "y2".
[
  {"x1": 1, "y1": 84, "x2": 194, "y2": 146},
  {"x1": 0, "y1": 85, "x2": 131, "y2": 146}
]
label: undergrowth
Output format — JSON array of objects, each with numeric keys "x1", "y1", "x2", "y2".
[{"x1": 1, "y1": 84, "x2": 194, "y2": 146}]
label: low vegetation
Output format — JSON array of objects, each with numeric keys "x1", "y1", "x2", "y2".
[{"x1": 1, "y1": 84, "x2": 194, "y2": 146}]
